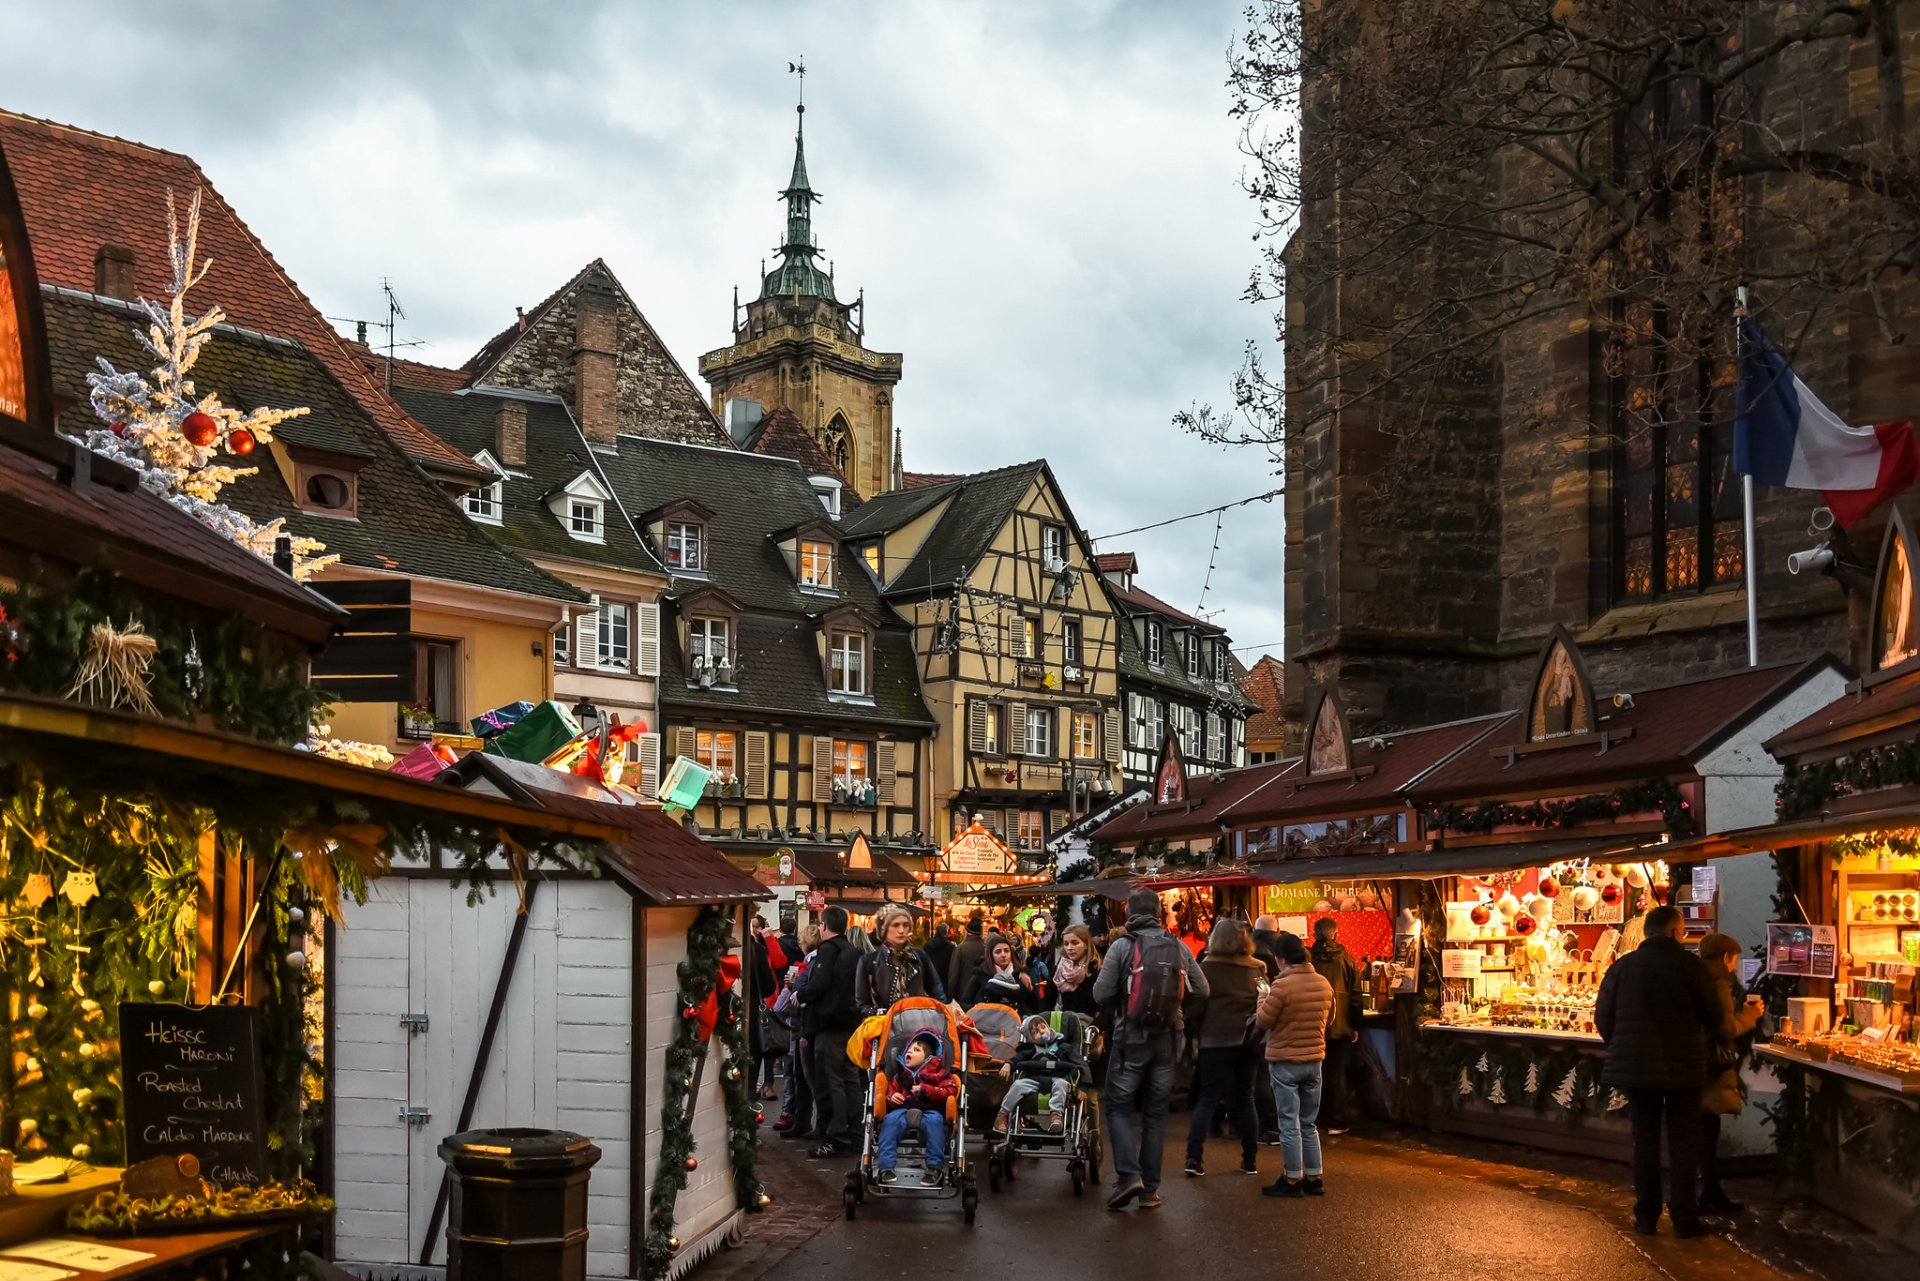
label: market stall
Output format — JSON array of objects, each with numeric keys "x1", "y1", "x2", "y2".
[{"x1": 918, "y1": 819, "x2": 1053, "y2": 929}]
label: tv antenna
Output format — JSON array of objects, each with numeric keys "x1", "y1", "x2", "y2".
[{"x1": 328, "y1": 279, "x2": 425, "y2": 388}]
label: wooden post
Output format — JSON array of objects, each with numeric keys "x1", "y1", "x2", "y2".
[{"x1": 627, "y1": 900, "x2": 650, "y2": 1278}]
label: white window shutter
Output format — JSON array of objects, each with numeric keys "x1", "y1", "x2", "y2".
[
  {"x1": 637, "y1": 732, "x2": 661, "y2": 798},
  {"x1": 967, "y1": 700, "x2": 988, "y2": 754},
  {"x1": 636, "y1": 601, "x2": 660, "y2": 677},
  {"x1": 672, "y1": 726, "x2": 698, "y2": 762},
  {"x1": 1104, "y1": 707, "x2": 1122, "y2": 763},
  {"x1": 575, "y1": 610, "x2": 597, "y2": 669},
  {"x1": 745, "y1": 731, "x2": 770, "y2": 800}
]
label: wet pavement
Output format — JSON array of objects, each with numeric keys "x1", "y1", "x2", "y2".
[{"x1": 702, "y1": 1124, "x2": 1849, "y2": 1281}]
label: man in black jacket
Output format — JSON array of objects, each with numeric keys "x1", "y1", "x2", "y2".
[
  {"x1": 1310, "y1": 918, "x2": 1365, "y2": 1134},
  {"x1": 1596, "y1": 905, "x2": 1725, "y2": 1238},
  {"x1": 1249, "y1": 915, "x2": 1284, "y2": 1145},
  {"x1": 947, "y1": 912, "x2": 988, "y2": 996},
  {"x1": 923, "y1": 924, "x2": 956, "y2": 995},
  {"x1": 799, "y1": 906, "x2": 863, "y2": 1158}
]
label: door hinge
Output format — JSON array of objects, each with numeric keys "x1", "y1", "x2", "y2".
[
  {"x1": 400, "y1": 1106, "x2": 432, "y2": 1128},
  {"x1": 399, "y1": 1012, "x2": 430, "y2": 1035}
]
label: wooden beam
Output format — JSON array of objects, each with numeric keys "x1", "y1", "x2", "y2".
[{"x1": 628, "y1": 901, "x2": 651, "y2": 1278}]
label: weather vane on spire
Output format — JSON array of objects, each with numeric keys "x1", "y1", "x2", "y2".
[{"x1": 788, "y1": 57, "x2": 806, "y2": 116}]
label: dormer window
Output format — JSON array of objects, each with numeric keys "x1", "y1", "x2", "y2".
[
  {"x1": 295, "y1": 465, "x2": 357, "y2": 516},
  {"x1": 811, "y1": 476, "x2": 842, "y2": 518},
  {"x1": 667, "y1": 521, "x2": 705, "y2": 572},
  {"x1": 800, "y1": 539, "x2": 836, "y2": 590},
  {"x1": 830, "y1": 631, "x2": 867, "y2": 695},
  {"x1": 1146, "y1": 621, "x2": 1163, "y2": 666},
  {"x1": 689, "y1": 616, "x2": 731, "y2": 673},
  {"x1": 464, "y1": 450, "x2": 506, "y2": 525},
  {"x1": 1186, "y1": 634, "x2": 1201, "y2": 679},
  {"x1": 569, "y1": 499, "x2": 604, "y2": 542}
]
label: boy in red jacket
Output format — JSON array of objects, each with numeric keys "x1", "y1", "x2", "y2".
[{"x1": 876, "y1": 1030, "x2": 958, "y2": 1182}]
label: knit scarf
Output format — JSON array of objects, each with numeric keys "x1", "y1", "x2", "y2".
[{"x1": 1053, "y1": 951, "x2": 1090, "y2": 993}]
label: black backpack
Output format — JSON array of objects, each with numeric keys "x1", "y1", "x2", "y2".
[{"x1": 1124, "y1": 933, "x2": 1187, "y2": 1032}]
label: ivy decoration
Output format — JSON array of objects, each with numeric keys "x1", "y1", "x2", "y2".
[
  {"x1": 1424, "y1": 778, "x2": 1696, "y2": 840},
  {"x1": 1777, "y1": 741, "x2": 1920, "y2": 821},
  {"x1": 643, "y1": 907, "x2": 763, "y2": 1281}
]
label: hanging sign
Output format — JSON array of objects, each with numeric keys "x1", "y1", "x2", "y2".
[
  {"x1": 807, "y1": 889, "x2": 826, "y2": 912},
  {"x1": 1765, "y1": 922, "x2": 1837, "y2": 979},
  {"x1": 119, "y1": 1002, "x2": 269, "y2": 1186},
  {"x1": 1690, "y1": 864, "x2": 1717, "y2": 901},
  {"x1": 941, "y1": 821, "x2": 1015, "y2": 877}
]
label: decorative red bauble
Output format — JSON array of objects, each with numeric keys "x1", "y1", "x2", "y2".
[
  {"x1": 683, "y1": 1004, "x2": 699, "y2": 1020},
  {"x1": 1536, "y1": 876, "x2": 1560, "y2": 898},
  {"x1": 1512, "y1": 913, "x2": 1537, "y2": 936},
  {"x1": 180, "y1": 411, "x2": 219, "y2": 448},
  {"x1": 755, "y1": 1110, "x2": 766, "y2": 1125},
  {"x1": 109, "y1": 421, "x2": 127, "y2": 437},
  {"x1": 1469, "y1": 903, "x2": 1492, "y2": 927},
  {"x1": 228, "y1": 427, "x2": 256, "y2": 455},
  {"x1": 1600, "y1": 883, "x2": 1623, "y2": 905},
  {"x1": 685, "y1": 1156, "x2": 698, "y2": 1171}
]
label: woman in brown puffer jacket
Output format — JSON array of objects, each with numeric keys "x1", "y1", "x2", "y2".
[
  {"x1": 1253, "y1": 932, "x2": 1334, "y2": 1197},
  {"x1": 1698, "y1": 932, "x2": 1762, "y2": 1215}
]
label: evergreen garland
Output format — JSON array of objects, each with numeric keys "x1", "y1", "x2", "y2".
[
  {"x1": 1423, "y1": 778, "x2": 1696, "y2": 840},
  {"x1": 642, "y1": 907, "x2": 764, "y2": 1281},
  {"x1": 1777, "y1": 741, "x2": 1920, "y2": 820}
]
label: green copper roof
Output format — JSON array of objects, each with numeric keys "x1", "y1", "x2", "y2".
[{"x1": 761, "y1": 109, "x2": 837, "y2": 303}]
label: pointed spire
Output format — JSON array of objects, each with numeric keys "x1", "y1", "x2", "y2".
[
  {"x1": 892, "y1": 424, "x2": 904, "y2": 491},
  {"x1": 762, "y1": 57, "x2": 834, "y2": 304}
]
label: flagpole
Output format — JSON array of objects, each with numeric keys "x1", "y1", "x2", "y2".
[{"x1": 1737, "y1": 284, "x2": 1758, "y2": 667}]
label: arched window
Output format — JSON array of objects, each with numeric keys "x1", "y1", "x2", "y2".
[{"x1": 820, "y1": 412, "x2": 851, "y2": 476}]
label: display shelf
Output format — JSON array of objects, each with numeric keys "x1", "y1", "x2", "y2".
[
  {"x1": 1758, "y1": 1043, "x2": 1920, "y2": 1095},
  {"x1": 1423, "y1": 1023, "x2": 1603, "y2": 1044}
]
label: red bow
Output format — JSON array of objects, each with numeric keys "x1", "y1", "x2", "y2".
[{"x1": 696, "y1": 954, "x2": 745, "y2": 1043}]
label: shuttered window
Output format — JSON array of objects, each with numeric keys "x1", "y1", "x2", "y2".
[
  {"x1": 745, "y1": 732, "x2": 770, "y2": 799},
  {"x1": 635, "y1": 601, "x2": 660, "y2": 676}
]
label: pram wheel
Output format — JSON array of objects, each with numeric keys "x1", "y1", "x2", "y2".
[
  {"x1": 1070, "y1": 1160, "x2": 1084, "y2": 1197},
  {"x1": 963, "y1": 1186, "x2": 978, "y2": 1224},
  {"x1": 843, "y1": 1188, "x2": 857, "y2": 1220},
  {"x1": 987, "y1": 1157, "x2": 1000, "y2": 1192}
]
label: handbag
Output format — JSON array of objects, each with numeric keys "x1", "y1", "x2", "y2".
[{"x1": 1242, "y1": 1013, "x2": 1267, "y2": 1050}]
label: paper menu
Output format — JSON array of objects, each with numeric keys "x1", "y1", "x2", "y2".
[
  {"x1": 0, "y1": 1262, "x2": 78, "y2": 1281},
  {"x1": 0, "y1": 1241, "x2": 154, "y2": 1272}
]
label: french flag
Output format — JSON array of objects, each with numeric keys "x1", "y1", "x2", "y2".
[{"x1": 1735, "y1": 317, "x2": 1918, "y2": 528}]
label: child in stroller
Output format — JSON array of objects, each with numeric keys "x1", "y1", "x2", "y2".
[
  {"x1": 876, "y1": 1029, "x2": 960, "y2": 1184},
  {"x1": 995, "y1": 1014, "x2": 1086, "y2": 1135}
]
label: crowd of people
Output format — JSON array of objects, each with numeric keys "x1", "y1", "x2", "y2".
[{"x1": 749, "y1": 888, "x2": 1377, "y2": 1209}]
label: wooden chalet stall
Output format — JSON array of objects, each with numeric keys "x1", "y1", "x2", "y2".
[
  {"x1": 746, "y1": 833, "x2": 922, "y2": 934},
  {"x1": 1672, "y1": 510, "x2": 1920, "y2": 1246},
  {"x1": 329, "y1": 753, "x2": 768, "y2": 1280},
  {"x1": 1395, "y1": 631, "x2": 1846, "y2": 1159}
]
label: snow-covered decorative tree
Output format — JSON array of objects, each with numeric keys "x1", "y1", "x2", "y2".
[
  {"x1": 1524, "y1": 1061, "x2": 1541, "y2": 1096},
  {"x1": 1457, "y1": 1066, "x2": 1474, "y2": 1096},
  {"x1": 1606, "y1": 1088, "x2": 1630, "y2": 1112},
  {"x1": 77, "y1": 190, "x2": 335, "y2": 579},
  {"x1": 1474, "y1": 1052, "x2": 1490, "y2": 1075},
  {"x1": 1553, "y1": 1068, "x2": 1578, "y2": 1110},
  {"x1": 302, "y1": 722, "x2": 394, "y2": 769}
]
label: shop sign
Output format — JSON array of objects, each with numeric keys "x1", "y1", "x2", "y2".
[
  {"x1": 120, "y1": 1002, "x2": 269, "y2": 1186},
  {"x1": 807, "y1": 889, "x2": 826, "y2": 911},
  {"x1": 919, "y1": 884, "x2": 944, "y2": 900},
  {"x1": 1261, "y1": 880, "x2": 1388, "y2": 915},
  {"x1": 1766, "y1": 922, "x2": 1837, "y2": 978},
  {"x1": 753, "y1": 847, "x2": 804, "y2": 887},
  {"x1": 1441, "y1": 949, "x2": 1482, "y2": 978},
  {"x1": 942, "y1": 824, "x2": 1015, "y2": 877}
]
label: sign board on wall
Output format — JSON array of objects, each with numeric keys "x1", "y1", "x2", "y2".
[
  {"x1": 1766, "y1": 922, "x2": 1837, "y2": 979},
  {"x1": 119, "y1": 1002, "x2": 269, "y2": 1186}
]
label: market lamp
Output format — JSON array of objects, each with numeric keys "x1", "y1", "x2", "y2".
[{"x1": 571, "y1": 697, "x2": 601, "y2": 735}]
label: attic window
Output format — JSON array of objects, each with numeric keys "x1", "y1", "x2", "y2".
[
  {"x1": 568, "y1": 499, "x2": 605, "y2": 543},
  {"x1": 1146, "y1": 621, "x2": 1163, "y2": 666},
  {"x1": 296, "y1": 465, "x2": 357, "y2": 517},
  {"x1": 812, "y1": 476, "x2": 842, "y2": 518},
  {"x1": 465, "y1": 455, "x2": 504, "y2": 525},
  {"x1": 667, "y1": 520, "x2": 705, "y2": 572},
  {"x1": 1186, "y1": 634, "x2": 1200, "y2": 679},
  {"x1": 830, "y1": 631, "x2": 867, "y2": 696},
  {"x1": 800, "y1": 539, "x2": 836, "y2": 590}
]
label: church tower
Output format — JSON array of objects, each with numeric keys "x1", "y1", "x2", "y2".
[{"x1": 699, "y1": 75, "x2": 903, "y2": 499}]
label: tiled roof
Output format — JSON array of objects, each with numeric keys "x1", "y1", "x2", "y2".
[
  {"x1": 393, "y1": 386, "x2": 665, "y2": 576},
  {"x1": 901, "y1": 471, "x2": 958, "y2": 490},
  {"x1": 345, "y1": 341, "x2": 471, "y2": 393},
  {"x1": 1090, "y1": 763, "x2": 1295, "y2": 845},
  {"x1": 0, "y1": 432, "x2": 344, "y2": 644},
  {"x1": 594, "y1": 437, "x2": 934, "y2": 728},
  {"x1": 1096, "y1": 552, "x2": 1138, "y2": 575},
  {"x1": 42, "y1": 289, "x2": 586, "y2": 603},
  {"x1": 745, "y1": 407, "x2": 860, "y2": 510},
  {"x1": 1241, "y1": 655, "x2": 1286, "y2": 743},
  {"x1": 1223, "y1": 715, "x2": 1507, "y2": 824},
  {"x1": 1115, "y1": 608, "x2": 1257, "y2": 712},
  {"x1": 1766, "y1": 672, "x2": 1920, "y2": 759},
  {"x1": 1108, "y1": 576, "x2": 1220, "y2": 632},
  {"x1": 0, "y1": 112, "x2": 485, "y2": 480},
  {"x1": 1408, "y1": 660, "x2": 1839, "y2": 802},
  {"x1": 790, "y1": 847, "x2": 919, "y2": 888},
  {"x1": 462, "y1": 264, "x2": 583, "y2": 378},
  {"x1": 840, "y1": 461, "x2": 1045, "y2": 598}
]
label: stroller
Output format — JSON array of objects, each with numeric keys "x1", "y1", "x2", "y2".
[
  {"x1": 961, "y1": 1003, "x2": 1025, "y2": 1138},
  {"x1": 844, "y1": 997, "x2": 979, "y2": 1224},
  {"x1": 986, "y1": 1010, "x2": 1103, "y2": 1196}
]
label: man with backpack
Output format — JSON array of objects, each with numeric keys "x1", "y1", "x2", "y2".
[{"x1": 1092, "y1": 888, "x2": 1209, "y2": 1210}]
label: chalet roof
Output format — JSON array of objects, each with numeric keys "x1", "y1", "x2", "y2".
[
  {"x1": 1764, "y1": 669, "x2": 1916, "y2": 760},
  {"x1": 1095, "y1": 552, "x2": 1137, "y2": 575},
  {"x1": 41, "y1": 290, "x2": 585, "y2": 604},
  {"x1": 789, "y1": 846, "x2": 919, "y2": 888},
  {"x1": 1089, "y1": 763, "x2": 1294, "y2": 845},
  {"x1": 839, "y1": 460, "x2": 1046, "y2": 597},
  {"x1": 1407, "y1": 659, "x2": 1843, "y2": 803},
  {"x1": 393, "y1": 385, "x2": 666, "y2": 576},
  {"x1": 1241, "y1": 655, "x2": 1286, "y2": 743},
  {"x1": 0, "y1": 111, "x2": 485, "y2": 481},
  {"x1": 594, "y1": 437, "x2": 933, "y2": 728},
  {"x1": 0, "y1": 430, "x2": 344, "y2": 645},
  {"x1": 1222, "y1": 715, "x2": 1508, "y2": 825},
  {"x1": 1107, "y1": 577, "x2": 1221, "y2": 632}
]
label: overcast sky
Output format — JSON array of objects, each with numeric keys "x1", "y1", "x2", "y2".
[{"x1": 8, "y1": 0, "x2": 1285, "y2": 658}]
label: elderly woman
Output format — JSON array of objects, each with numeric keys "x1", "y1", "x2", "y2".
[{"x1": 853, "y1": 903, "x2": 947, "y2": 1016}]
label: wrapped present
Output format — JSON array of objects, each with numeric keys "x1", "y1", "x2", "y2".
[
  {"x1": 659, "y1": 756, "x2": 712, "y2": 809},
  {"x1": 470, "y1": 699, "x2": 537, "y2": 739},
  {"x1": 483, "y1": 700, "x2": 579, "y2": 763},
  {"x1": 389, "y1": 741, "x2": 458, "y2": 780}
]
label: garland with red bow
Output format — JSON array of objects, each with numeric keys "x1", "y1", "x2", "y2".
[{"x1": 643, "y1": 906, "x2": 763, "y2": 1279}]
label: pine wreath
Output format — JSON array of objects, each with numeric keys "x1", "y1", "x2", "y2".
[{"x1": 642, "y1": 906, "x2": 764, "y2": 1280}]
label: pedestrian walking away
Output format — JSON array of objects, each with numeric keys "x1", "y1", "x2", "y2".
[
  {"x1": 1594, "y1": 904, "x2": 1727, "y2": 1238},
  {"x1": 948, "y1": 910, "x2": 988, "y2": 997},
  {"x1": 1254, "y1": 930, "x2": 1333, "y2": 1199},
  {"x1": 1093, "y1": 888, "x2": 1208, "y2": 1211},
  {"x1": 1185, "y1": 917, "x2": 1266, "y2": 1178},
  {"x1": 797, "y1": 906, "x2": 864, "y2": 1158},
  {"x1": 1309, "y1": 916, "x2": 1365, "y2": 1134},
  {"x1": 1696, "y1": 931, "x2": 1764, "y2": 1217}
]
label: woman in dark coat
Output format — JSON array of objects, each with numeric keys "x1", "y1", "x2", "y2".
[
  {"x1": 853, "y1": 904, "x2": 947, "y2": 1016},
  {"x1": 1185, "y1": 918, "x2": 1267, "y2": 1177},
  {"x1": 959, "y1": 934, "x2": 1039, "y2": 1014}
]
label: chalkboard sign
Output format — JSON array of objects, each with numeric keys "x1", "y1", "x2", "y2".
[{"x1": 119, "y1": 1002, "x2": 269, "y2": 1186}]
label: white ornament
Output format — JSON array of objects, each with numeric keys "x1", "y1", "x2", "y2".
[
  {"x1": 1571, "y1": 885, "x2": 1600, "y2": 912},
  {"x1": 1496, "y1": 894, "x2": 1521, "y2": 919},
  {"x1": 1624, "y1": 864, "x2": 1650, "y2": 888},
  {"x1": 148, "y1": 980, "x2": 166, "y2": 995},
  {"x1": 285, "y1": 950, "x2": 307, "y2": 971},
  {"x1": 26, "y1": 1002, "x2": 46, "y2": 1019},
  {"x1": 16, "y1": 1119, "x2": 36, "y2": 1136},
  {"x1": 71, "y1": 1143, "x2": 90, "y2": 1159},
  {"x1": 72, "y1": 1088, "x2": 93, "y2": 1105},
  {"x1": 25, "y1": 1057, "x2": 40, "y2": 1073},
  {"x1": 77, "y1": 1041, "x2": 97, "y2": 1057}
]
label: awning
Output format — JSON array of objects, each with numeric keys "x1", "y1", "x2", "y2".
[
  {"x1": 1135, "y1": 867, "x2": 1268, "y2": 891},
  {"x1": 828, "y1": 896, "x2": 929, "y2": 917},
  {"x1": 1247, "y1": 834, "x2": 1661, "y2": 884},
  {"x1": 1654, "y1": 802, "x2": 1920, "y2": 861},
  {"x1": 971, "y1": 875, "x2": 1133, "y2": 900}
]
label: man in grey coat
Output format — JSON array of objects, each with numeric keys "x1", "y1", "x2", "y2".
[{"x1": 1093, "y1": 888, "x2": 1209, "y2": 1210}]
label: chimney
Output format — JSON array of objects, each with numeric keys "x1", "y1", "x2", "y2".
[
  {"x1": 495, "y1": 398, "x2": 527, "y2": 467},
  {"x1": 516, "y1": 305, "x2": 527, "y2": 331},
  {"x1": 93, "y1": 245, "x2": 137, "y2": 300},
  {"x1": 573, "y1": 292, "x2": 618, "y2": 446}
]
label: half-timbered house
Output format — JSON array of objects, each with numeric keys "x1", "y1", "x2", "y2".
[{"x1": 838, "y1": 461, "x2": 1124, "y2": 856}]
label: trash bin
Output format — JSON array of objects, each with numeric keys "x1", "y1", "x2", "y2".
[{"x1": 440, "y1": 1127, "x2": 602, "y2": 1281}]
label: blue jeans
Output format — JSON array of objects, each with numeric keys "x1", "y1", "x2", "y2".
[
  {"x1": 1105, "y1": 1031, "x2": 1176, "y2": 1191},
  {"x1": 1268, "y1": 1060, "x2": 1323, "y2": 1180},
  {"x1": 875, "y1": 1108, "x2": 947, "y2": 1170}
]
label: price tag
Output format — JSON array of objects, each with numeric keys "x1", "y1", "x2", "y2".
[{"x1": 1442, "y1": 949, "x2": 1482, "y2": 978}]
